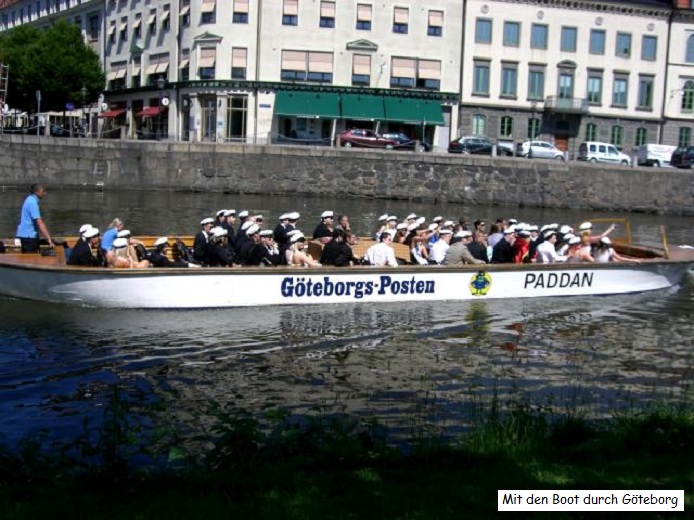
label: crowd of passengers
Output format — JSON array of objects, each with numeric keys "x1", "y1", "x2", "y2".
[{"x1": 64, "y1": 210, "x2": 640, "y2": 268}]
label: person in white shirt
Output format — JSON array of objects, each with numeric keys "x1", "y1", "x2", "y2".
[
  {"x1": 428, "y1": 229, "x2": 452, "y2": 264},
  {"x1": 593, "y1": 237, "x2": 641, "y2": 264},
  {"x1": 363, "y1": 233, "x2": 399, "y2": 267},
  {"x1": 536, "y1": 230, "x2": 567, "y2": 263}
]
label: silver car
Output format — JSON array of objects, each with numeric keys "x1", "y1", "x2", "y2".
[{"x1": 518, "y1": 140, "x2": 565, "y2": 161}]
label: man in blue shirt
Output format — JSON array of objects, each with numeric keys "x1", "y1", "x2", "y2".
[{"x1": 16, "y1": 184, "x2": 54, "y2": 253}]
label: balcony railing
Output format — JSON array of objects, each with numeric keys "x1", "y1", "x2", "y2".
[{"x1": 544, "y1": 96, "x2": 589, "y2": 114}]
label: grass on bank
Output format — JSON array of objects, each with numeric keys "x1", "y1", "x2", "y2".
[{"x1": 1, "y1": 402, "x2": 693, "y2": 520}]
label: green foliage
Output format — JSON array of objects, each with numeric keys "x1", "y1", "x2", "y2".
[{"x1": 0, "y1": 19, "x2": 104, "y2": 112}]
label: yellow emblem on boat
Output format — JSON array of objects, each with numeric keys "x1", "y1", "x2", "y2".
[{"x1": 470, "y1": 271, "x2": 492, "y2": 296}]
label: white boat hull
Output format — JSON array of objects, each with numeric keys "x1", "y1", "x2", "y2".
[{"x1": 0, "y1": 257, "x2": 690, "y2": 309}]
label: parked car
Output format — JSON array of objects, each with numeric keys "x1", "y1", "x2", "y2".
[
  {"x1": 670, "y1": 146, "x2": 694, "y2": 168},
  {"x1": 576, "y1": 141, "x2": 631, "y2": 166},
  {"x1": 448, "y1": 136, "x2": 513, "y2": 155},
  {"x1": 637, "y1": 144, "x2": 677, "y2": 167},
  {"x1": 517, "y1": 140, "x2": 565, "y2": 161},
  {"x1": 338, "y1": 129, "x2": 399, "y2": 149},
  {"x1": 380, "y1": 132, "x2": 431, "y2": 152}
]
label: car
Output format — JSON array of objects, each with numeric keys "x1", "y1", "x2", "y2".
[
  {"x1": 637, "y1": 144, "x2": 677, "y2": 167},
  {"x1": 517, "y1": 140, "x2": 565, "y2": 161},
  {"x1": 576, "y1": 141, "x2": 631, "y2": 166},
  {"x1": 448, "y1": 136, "x2": 513, "y2": 156},
  {"x1": 338, "y1": 129, "x2": 399, "y2": 149},
  {"x1": 670, "y1": 146, "x2": 694, "y2": 168},
  {"x1": 380, "y1": 132, "x2": 431, "y2": 152}
]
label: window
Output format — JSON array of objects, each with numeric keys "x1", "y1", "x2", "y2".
[
  {"x1": 280, "y1": 50, "x2": 333, "y2": 83},
  {"x1": 616, "y1": 33, "x2": 631, "y2": 58},
  {"x1": 472, "y1": 114, "x2": 487, "y2": 136},
  {"x1": 119, "y1": 17, "x2": 127, "y2": 41},
  {"x1": 501, "y1": 63, "x2": 517, "y2": 97},
  {"x1": 637, "y1": 75, "x2": 654, "y2": 109},
  {"x1": 500, "y1": 116, "x2": 513, "y2": 139},
  {"x1": 681, "y1": 80, "x2": 694, "y2": 112},
  {"x1": 320, "y1": 1, "x2": 335, "y2": 28},
  {"x1": 585, "y1": 122, "x2": 598, "y2": 142},
  {"x1": 356, "y1": 3, "x2": 371, "y2": 30},
  {"x1": 201, "y1": 0, "x2": 215, "y2": 24},
  {"x1": 131, "y1": 59, "x2": 141, "y2": 88},
  {"x1": 390, "y1": 57, "x2": 415, "y2": 88},
  {"x1": 231, "y1": 48, "x2": 247, "y2": 79},
  {"x1": 503, "y1": 21, "x2": 520, "y2": 47},
  {"x1": 475, "y1": 18, "x2": 492, "y2": 44},
  {"x1": 527, "y1": 118, "x2": 541, "y2": 139},
  {"x1": 148, "y1": 9, "x2": 157, "y2": 35},
  {"x1": 473, "y1": 60, "x2": 490, "y2": 95},
  {"x1": 590, "y1": 29, "x2": 605, "y2": 55},
  {"x1": 561, "y1": 27, "x2": 577, "y2": 52},
  {"x1": 162, "y1": 6, "x2": 170, "y2": 30},
  {"x1": 612, "y1": 76, "x2": 628, "y2": 107},
  {"x1": 558, "y1": 72, "x2": 574, "y2": 98},
  {"x1": 635, "y1": 127, "x2": 647, "y2": 147},
  {"x1": 530, "y1": 24, "x2": 547, "y2": 50},
  {"x1": 687, "y1": 35, "x2": 694, "y2": 63},
  {"x1": 199, "y1": 48, "x2": 216, "y2": 80},
  {"x1": 133, "y1": 15, "x2": 142, "y2": 38},
  {"x1": 417, "y1": 59, "x2": 441, "y2": 90},
  {"x1": 678, "y1": 127, "x2": 691, "y2": 148},
  {"x1": 180, "y1": 0, "x2": 190, "y2": 27},
  {"x1": 283, "y1": 0, "x2": 298, "y2": 25},
  {"x1": 641, "y1": 35, "x2": 657, "y2": 61},
  {"x1": 352, "y1": 54, "x2": 371, "y2": 86},
  {"x1": 611, "y1": 125, "x2": 623, "y2": 148},
  {"x1": 233, "y1": 0, "x2": 249, "y2": 23},
  {"x1": 307, "y1": 51, "x2": 333, "y2": 82},
  {"x1": 528, "y1": 66, "x2": 545, "y2": 100},
  {"x1": 89, "y1": 14, "x2": 99, "y2": 40},
  {"x1": 393, "y1": 7, "x2": 408, "y2": 34},
  {"x1": 586, "y1": 71, "x2": 603, "y2": 104},
  {"x1": 108, "y1": 21, "x2": 116, "y2": 43},
  {"x1": 179, "y1": 49, "x2": 190, "y2": 81},
  {"x1": 427, "y1": 10, "x2": 443, "y2": 37}
]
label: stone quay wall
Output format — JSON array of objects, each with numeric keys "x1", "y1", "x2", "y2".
[{"x1": 1, "y1": 135, "x2": 693, "y2": 215}]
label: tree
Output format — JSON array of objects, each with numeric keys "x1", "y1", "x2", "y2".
[{"x1": 0, "y1": 19, "x2": 104, "y2": 113}]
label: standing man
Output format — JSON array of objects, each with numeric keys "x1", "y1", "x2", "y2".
[{"x1": 16, "y1": 183, "x2": 54, "y2": 253}]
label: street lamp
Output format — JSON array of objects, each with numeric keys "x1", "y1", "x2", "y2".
[{"x1": 156, "y1": 75, "x2": 166, "y2": 140}]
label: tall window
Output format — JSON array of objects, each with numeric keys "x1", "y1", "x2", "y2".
[
  {"x1": 200, "y1": 0, "x2": 215, "y2": 24},
  {"x1": 585, "y1": 122, "x2": 597, "y2": 142},
  {"x1": 531, "y1": 24, "x2": 547, "y2": 50},
  {"x1": 417, "y1": 60, "x2": 441, "y2": 90},
  {"x1": 473, "y1": 61, "x2": 490, "y2": 95},
  {"x1": 641, "y1": 35, "x2": 657, "y2": 61},
  {"x1": 612, "y1": 76, "x2": 628, "y2": 107},
  {"x1": 682, "y1": 80, "x2": 694, "y2": 112},
  {"x1": 427, "y1": 10, "x2": 443, "y2": 37},
  {"x1": 501, "y1": 63, "x2": 517, "y2": 97},
  {"x1": 472, "y1": 114, "x2": 487, "y2": 136},
  {"x1": 587, "y1": 71, "x2": 603, "y2": 104},
  {"x1": 392, "y1": 7, "x2": 408, "y2": 34},
  {"x1": 589, "y1": 29, "x2": 605, "y2": 55},
  {"x1": 199, "y1": 48, "x2": 216, "y2": 79},
  {"x1": 528, "y1": 66, "x2": 545, "y2": 100},
  {"x1": 503, "y1": 22, "x2": 520, "y2": 47},
  {"x1": 635, "y1": 127, "x2": 647, "y2": 147},
  {"x1": 561, "y1": 27, "x2": 577, "y2": 52},
  {"x1": 637, "y1": 75, "x2": 654, "y2": 110},
  {"x1": 283, "y1": 0, "x2": 298, "y2": 25},
  {"x1": 231, "y1": 48, "x2": 247, "y2": 79},
  {"x1": 319, "y1": 1, "x2": 335, "y2": 28},
  {"x1": 527, "y1": 117, "x2": 541, "y2": 139},
  {"x1": 500, "y1": 116, "x2": 513, "y2": 138},
  {"x1": 558, "y1": 73, "x2": 574, "y2": 98},
  {"x1": 233, "y1": 0, "x2": 249, "y2": 23},
  {"x1": 475, "y1": 18, "x2": 492, "y2": 43},
  {"x1": 687, "y1": 35, "x2": 694, "y2": 63},
  {"x1": 678, "y1": 127, "x2": 691, "y2": 148},
  {"x1": 356, "y1": 4, "x2": 371, "y2": 30},
  {"x1": 611, "y1": 126, "x2": 623, "y2": 148},
  {"x1": 352, "y1": 54, "x2": 370, "y2": 86},
  {"x1": 616, "y1": 32, "x2": 632, "y2": 58},
  {"x1": 89, "y1": 14, "x2": 99, "y2": 40}
]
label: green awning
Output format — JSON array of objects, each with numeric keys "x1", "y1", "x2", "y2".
[
  {"x1": 383, "y1": 97, "x2": 445, "y2": 126},
  {"x1": 340, "y1": 93, "x2": 385, "y2": 121},
  {"x1": 275, "y1": 91, "x2": 340, "y2": 118}
]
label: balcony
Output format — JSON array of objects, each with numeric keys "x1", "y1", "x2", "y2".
[{"x1": 544, "y1": 96, "x2": 589, "y2": 114}]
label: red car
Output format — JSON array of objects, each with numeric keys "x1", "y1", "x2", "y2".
[{"x1": 338, "y1": 129, "x2": 399, "y2": 149}]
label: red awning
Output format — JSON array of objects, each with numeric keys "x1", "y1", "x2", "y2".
[
  {"x1": 135, "y1": 106, "x2": 166, "y2": 118},
  {"x1": 99, "y1": 109, "x2": 126, "y2": 119}
]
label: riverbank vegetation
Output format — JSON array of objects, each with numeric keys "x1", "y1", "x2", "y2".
[{"x1": 2, "y1": 399, "x2": 693, "y2": 519}]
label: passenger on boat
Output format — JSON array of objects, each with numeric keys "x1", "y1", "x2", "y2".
[
  {"x1": 286, "y1": 233, "x2": 321, "y2": 267},
  {"x1": 150, "y1": 237, "x2": 197, "y2": 268},
  {"x1": 238, "y1": 223, "x2": 260, "y2": 265},
  {"x1": 513, "y1": 229, "x2": 531, "y2": 263},
  {"x1": 222, "y1": 210, "x2": 237, "y2": 246},
  {"x1": 67, "y1": 227, "x2": 105, "y2": 267},
  {"x1": 236, "y1": 210, "x2": 251, "y2": 236},
  {"x1": 468, "y1": 230, "x2": 490, "y2": 263},
  {"x1": 254, "y1": 215, "x2": 265, "y2": 229},
  {"x1": 249, "y1": 229, "x2": 282, "y2": 266},
  {"x1": 374, "y1": 213, "x2": 389, "y2": 240},
  {"x1": 207, "y1": 228, "x2": 235, "y2": 267},
  {"x1": 491, "y1": 227, "x2": 516, "y2": 263},
  {"x1": 313, "y1": 211, "x2": 334, "y2": 243},
  {"x1": 474, "y1": 219, "x2": 486, "y2": 234},
  {"x1": 429, "y1": 229, "x2": 453, "y2": 265},
  {"x1": 16, "y1": 183, "x2": 54, "y2": 253},
  {"x1": 535, "y1": 231, "x2": 567, "y2": 263},
  {"x1": 487, "y1": 222, "x2": 504, "y2": 249},
  {"x1": 363, "y1": 232, "x2": 398, "y2": 267},
  {"x1": 394, "y1": 223, "x2": 409, "y2": 244},
  {"x1": 110, "y1": 237, "x2": 149, "y2": 268},
  {"x1": 593, "y1": 237, "x2": 641, "y2": 263},
  {"x1": 577, "y1": 232, "x2": 596, "y2": 262},
  {"x1": 578, "y1": 221, "x2": 617, "y2": 244},
  {"x1": 443, "y1": 230, "x2": 485, "y2": 266},
  {"x1": 101, "y1": 218, "x2": 123, "y2": 255},
  {"x1": 320, "y1": 229, "x2": 355, "y2": 267},
  {"x1": 335, "y1": 214, "x2": 352, "y2": 234},
  {"x1": 410, "y1": 233, "x2": 429, "y2": 265},
  {"x1": 215, "y1": 209, "x2": 228, "y2": 230},
  {"x1": 193, "y1": 218, "x2": 215, "y2": 264}
]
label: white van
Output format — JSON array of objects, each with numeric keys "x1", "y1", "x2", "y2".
[
  {"x1": 637, "y1": 144, "x2": 677, "y2": 167},
  {"x1": 577, "y1": 142, "x2": 631, "y2": 166}
]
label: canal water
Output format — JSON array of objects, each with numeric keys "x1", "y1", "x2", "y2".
[{"x1": 0, "y1": 189, "x2": 693, "y2": 459}]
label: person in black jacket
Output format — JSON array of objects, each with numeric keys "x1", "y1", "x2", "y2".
[
  {"x1": 312, "y1": 210, "x2": 334, "y2": 242},
  {"x1": 320, "y1": 229, "x2": 355, "y2": 267},
  {"x1": 150, "y1": 237, "x2": 195, "y2": 268},
  {"x1": 491, "y1": 228, "x2": 516, "y2": 263},
  {"x1": 68, "y1": 227, "x2": 105, "y2": 266},
  {"x1": 193, "y1": 218, "x2": 215, "y2": 264},
  {"x1": 248, "y1": 230, "x2": 282, "y2": 266}
]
